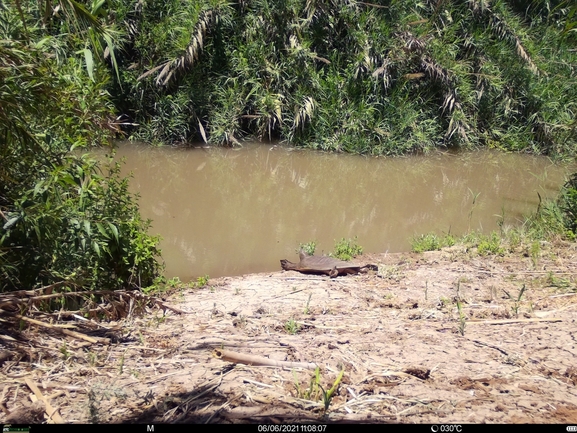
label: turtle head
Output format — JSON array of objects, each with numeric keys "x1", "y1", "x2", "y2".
[{"x1": 280, "y1": 259, "x2": 297, "y2": 271}]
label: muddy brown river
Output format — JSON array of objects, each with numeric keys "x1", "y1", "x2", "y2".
[{"x1": 104, "y1": 143, "x2": 572, "y2": 280}]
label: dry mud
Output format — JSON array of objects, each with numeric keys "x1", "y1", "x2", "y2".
[{"x1": 1, "y1": 243, "x2": 577, "y2": 424}]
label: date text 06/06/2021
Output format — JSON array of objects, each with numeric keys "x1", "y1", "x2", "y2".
[{"x1": 258, "y1": 425, "x2": 327, "y2": 432}]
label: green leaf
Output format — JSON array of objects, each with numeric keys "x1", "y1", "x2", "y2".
[
  {"x1": 91, "y1": 0, "x2": 106, "y2": 15},
  {"x1": 33, "y1": 181, "x2": 45, "y2": 197},
  {"x1": 198, "y1": 119, "x2": 208, "y2": 143},
  {"x1": 103, "y1": 33, "x2": 121, "y2": 88},
  {"x1": 3, "y1": 216, "x2": 19, "y2": 230},
  {"x1": 61, "y1": 173, "x2": 78, "y2": 187},
  {"x1": 96, "y1": 222, "x2": 110, "y2": 239},
  {"x1": 107, "y1": 222, "x2": 119, "y2": 242},
  {"x1": 83, "y1": 48, "x2": 94, "y2": 81},
  {"x1": 92, "y1": 241, "x2": 101, "y2": 257},
  {"x1": 83, "y1": 220, "x2": 91, "y2": 236}
]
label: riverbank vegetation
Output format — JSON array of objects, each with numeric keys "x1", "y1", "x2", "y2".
[
  {"x1": 0, "y1": 1, "x2": 162, "y2": 295},
  {"x1": 1, "y1": 0, "x2": 577, "y2": 297},
  {"x1": 111, "y1": 0, "x2": 577, "y2": 158},
  {"x1": 412, "y1": 172, "x2": 577, "y2": 254}
]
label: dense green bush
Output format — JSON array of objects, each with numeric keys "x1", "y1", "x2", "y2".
[
  {"x1": 0, "y1": 3, "x2": 162, "y2": 293},
  {"x1": 1, "y1": 155, "x2": 162, "y2": 292}
]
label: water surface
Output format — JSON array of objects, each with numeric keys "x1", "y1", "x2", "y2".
[{"x1": 105, "y1": 143, "x2": 571, "y2": 280}]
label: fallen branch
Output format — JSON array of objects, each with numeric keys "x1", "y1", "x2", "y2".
[{"x1": 213, "y1": 349, "x2": 317, "y2": 370}]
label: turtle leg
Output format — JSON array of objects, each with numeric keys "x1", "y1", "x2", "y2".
[{"x1": 329, "y1": 267, "x2": 339, "y2": 278}]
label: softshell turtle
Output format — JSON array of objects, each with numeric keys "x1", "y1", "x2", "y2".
[{"x1": 280, "y1": 250, "x2": 378, "y2": 278}]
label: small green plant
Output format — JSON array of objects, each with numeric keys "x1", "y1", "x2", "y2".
[
  {"x1": 196, "y1": 275, "x2": 210, "y2": 288},
  {"x1": 530, "y1": 241, "x2": 541, "y2": 267},
  {"x1": 60, "y1": 343, "x2": 70, "y2": 360},
  {"x1": 298, "y1": 241, "x2": 317, "y2": 256},
  {"x1": 439, "y1": 297, "x2": 451, "y2": 308},
  {"x1": 508, "y1": 229, "x2": 521, "y2": 251},
  {"x1": 167, "y1": 277, "x2": 182, "y2": 287},
  {"x1": 88, "y1": 351, "x2": 98, "y2": 366},
  {"x1": 331, "y1": 237, "x2": 362, "y2": 261},
  {"x1": 411, "y1": 233, "x2": 455, "y2": 253},
  {"x1": 142, "y1": 276, "x2": 183, "y2": 295},
  {"x1": 477, "y1": 232, "x2": 505, "y2": 256},
  {"x1": 293, "y1": 367, "x2": 321, "y2": 400},
  {"x1": 319, "y1": 368, "x2": 344, "y2": 413},
  {"x1": 456, "y1": 299, "x2": 466, "y2": 336},
  {"x1": 292, "y1": 367, "x2": 344, "y2": 414},
  {"x1": 285, "y1": 318, "x2": 300, "y2": 335},
  {"x1": 545, "y1": 272, "x2": 571, "y2": 290},
  {"x1": 503, "y1": 284, "x2": 527, "y2": 317},
  {"x1": 304, "y1": 293, "x2": 312, "y2": 314}
]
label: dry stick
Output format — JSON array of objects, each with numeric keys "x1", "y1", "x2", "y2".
[
  {"x1": 241, "y1": 378, "x2": 275, "y2": 388},
  {"x1": 204, "y1": 400, "x2": 231, "y2": 424},
  {"x1": 24, "y1": 377, "x2": 65, "y2": 423},
  {"x1": 263, "y1": 288, "x2": 311, "y2": 300},
  {"x1": 467, "y1": 318, "x2": 562, "y2": 325},
  {"x1": 152, "y1": 299, "x2": 188, "y2": 314},
  {"x1": 8, "y1": 313, "x2": 109, "y2": 344},
  {"x1": 469, "y1": 339, "x2": 509, "y2": 356},
  {"x1": 7, "y1": 314, "x2": 77, "y2": 329},
  {"x1": 213, "y1": 349, "x2": 317, "y2": 370}
]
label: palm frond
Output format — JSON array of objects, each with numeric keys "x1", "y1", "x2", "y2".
[
  {"x1": 468, "y1": 0, "x2": 540, "y2": 74},
  {"x1": 139, "y1": 10, "x2": 216, "y2": 86},
  {"x1": 294, "y1": 96, "x2": 317, "y2": 132}
]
